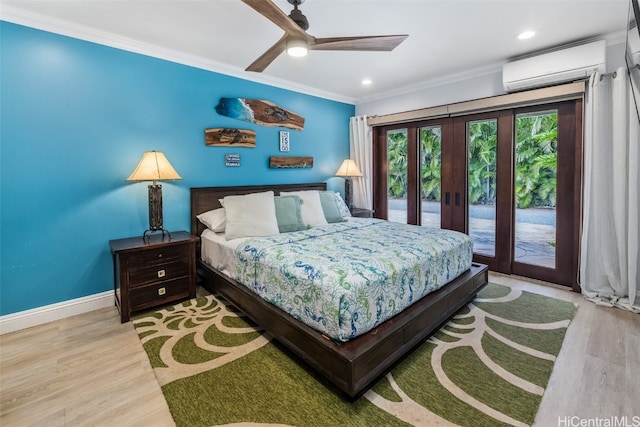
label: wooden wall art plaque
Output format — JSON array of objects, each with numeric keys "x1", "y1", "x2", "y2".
[
  {"x1": 205, "y1": 128, "x2": 256, "y2": 147},
  {"x1": 215, "y1": 98, "x2": 304, "y2": 131},
  {"x1": 269, "y1": 156, "x2": 313, "y2": 169}
]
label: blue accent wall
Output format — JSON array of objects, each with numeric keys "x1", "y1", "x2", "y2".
[{"x1": 0, "y1": 21, "x2": 355, "y2": 316}]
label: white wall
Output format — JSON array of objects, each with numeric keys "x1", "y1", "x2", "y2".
[{"x1": 356, "y1": 41, "x2": 627, "y2": 117}]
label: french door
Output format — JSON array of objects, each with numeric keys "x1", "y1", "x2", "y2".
[{"x1": 373, "y1": 100, "x2": 582, "y2": 288}]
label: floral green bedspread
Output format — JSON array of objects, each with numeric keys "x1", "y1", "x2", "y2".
[{"x1": 235, "y1": 218, "x2": 473, "y2": 342}]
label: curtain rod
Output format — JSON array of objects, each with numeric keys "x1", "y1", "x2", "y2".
[
  {"x1": 600, "y1": 71, "x2": 619, "y2": 80},
  {"x1": 600, "y1": 64, "x2": 640, "y2": 80}
]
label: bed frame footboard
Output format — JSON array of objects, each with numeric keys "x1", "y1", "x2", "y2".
[{"x1": 197, "y1": 260, "x2": 487, "y2": 398}]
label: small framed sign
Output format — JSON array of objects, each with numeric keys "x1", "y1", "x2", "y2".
[
  {"x1": 225, "y1": 153, "x2": 240, "y2": 167},
  {"x1": 279, "y1": 131, "x2": 290, "y2": 152}
]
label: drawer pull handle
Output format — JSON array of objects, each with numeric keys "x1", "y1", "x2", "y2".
[
  {"x1": 158, "y1": 253, "x2": 163, "y2": 258},
  {"x1": 157, "y1": 270, "x2": 166, "y2": 278},
  {"x1": 158, "y1": 287, "x2": 166, "y2": 296}
]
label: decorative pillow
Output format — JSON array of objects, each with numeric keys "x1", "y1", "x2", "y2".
[
  {"x1": 318, "y1": 191, "x2": 346, "y2": 223},
  {"x1": 279, "y1": 190, "x2": 328, "y2": 227},
  {"x1": 333, "y1": 192, "x2": 352, "y2": 219},
  {"x1": 274, "y1": 196, "x2": 307, "y2": 233},
  {"x1": 223, "y1": 191, "x2": 280, "y2": 240},
  {"x1": 196, "y1": 208, "x2": 226, "y2": 232}
]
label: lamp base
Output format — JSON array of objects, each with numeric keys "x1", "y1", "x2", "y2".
[
  {"x1": 344, "y1": 177, "x2": 354, "y2": 212},
  {"x1": 143, "y1": 228, "x2": 172, "y2": 243},
  {"x1": 143, "y1": 183, "x2": 171, "y2": 242}
]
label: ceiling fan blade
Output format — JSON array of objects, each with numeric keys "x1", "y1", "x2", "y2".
[
  {"x1": 241, "y1": 0, "x2": 309, "y2": 39},
  {"x1": 246, "y1": 35, "x2": 288, "y2": 72},
  {"x1": 311, "y1": 35, "x2": 409, "y2": 51}
]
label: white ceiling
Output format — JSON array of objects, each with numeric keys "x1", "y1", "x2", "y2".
[{"x1": 0, "y1": 0, "x2": 632, "y2": 104}]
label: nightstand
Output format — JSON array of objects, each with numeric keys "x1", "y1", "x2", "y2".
[
  {"x1": 109, "y1": 231, "x2": 199, "y2": 322},
  {"x1": 351, "y1": 208, "x2": 374, "y2": 218}
]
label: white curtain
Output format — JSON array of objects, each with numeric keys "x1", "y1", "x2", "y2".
[
  {"x1": 580, "y1": 67, "x2": 640, "y2": 312},
  {"x1": 349, "y1": 116, "x2": 373, "y2": 210}
]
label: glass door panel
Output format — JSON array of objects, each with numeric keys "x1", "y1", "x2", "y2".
[
  {"x1": 387, "y1": 129, "x2": 408, "y2": 223},
  {"x1": 467, "y1": 119, "x2": 497, "y2": 257},
  {"x1": 514, "y1": 110, "x2": 558, "y2": 268},
  {"x1": 419, "y1": 126, "x2": 442, "y2": 228}
]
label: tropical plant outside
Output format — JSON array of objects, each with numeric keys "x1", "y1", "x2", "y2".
[
  {"x1": 386, "y1": 111, "x2": 558, "y2": 209},
  {"x1": 387, "y1": 130, "x2": 408, "y2": 198},
  {"x1": 421, "y1": 126, "x2": 442, "y2": 201},
  {"x1": 468, "y1": 119, "x2": 497, "y2": 205},
  {"x1": 515, "y1": 111, "x2": 557, "y2": 208}
]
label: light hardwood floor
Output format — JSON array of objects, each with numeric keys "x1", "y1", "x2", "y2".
[{"x1": 1, "y1": 273, "x2": 638, "y2": 426}]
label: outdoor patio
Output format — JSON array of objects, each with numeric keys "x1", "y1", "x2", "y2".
[{"x1": 387, "y1": 202, "x2": 556, "y2": 268}]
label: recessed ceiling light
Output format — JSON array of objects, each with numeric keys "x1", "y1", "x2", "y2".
[
  {"x1": 362, "y1": 78, "x2": 372, "y2": 86},
  {"x1": 517, "y1": 30, "x2": 536, "y2": 40}
]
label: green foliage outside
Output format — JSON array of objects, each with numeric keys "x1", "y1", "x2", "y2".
[
  {"x1": 468, "y1": 120, "x2": 497, "y2": 205},
  {"x1": 514, "y1": 112, "x2": 558, "y2": 208},
  {"x1": 421, "y1": 126, "x2": 442, "y2": 201},
  {"x1": 386, "y1": 112, "x2": 558, "y2": 209},
  {"x1": 387, "y1": 130, "x2": 408, "y2": 198}
]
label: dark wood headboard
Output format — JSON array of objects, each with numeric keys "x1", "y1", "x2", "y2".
[{"x1": 190, "y1": 182, "x2": 327, "y2": 238}]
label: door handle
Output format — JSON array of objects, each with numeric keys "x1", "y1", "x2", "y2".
[
  {"x1": 445, "y1": 192, "x2": 450, "y2": 206},
  {"x1": 455, "y1": 192, "x2": 460, "y2": 206}
]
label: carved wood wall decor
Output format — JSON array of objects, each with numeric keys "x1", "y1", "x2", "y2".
[
  {"x1": 215, "y1": 98, "x2": 304, "y2": 131},
  {"x1": 205, "y1": 128, "x2": 256, "y2": 147},
  {"x1": 269, "y1": 156, "x2": 313, "y2": 169}
]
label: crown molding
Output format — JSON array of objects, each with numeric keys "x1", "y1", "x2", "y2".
[{"x1": 0, "y1": 5, "x2": 356, "y2": 105}]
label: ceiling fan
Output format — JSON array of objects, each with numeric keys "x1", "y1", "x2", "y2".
[{"x1": 241, "y1": 0, "x2": 409, "y2": 72}]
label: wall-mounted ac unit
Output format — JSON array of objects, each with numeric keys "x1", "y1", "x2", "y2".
[{"x1": 502, "y1": 40, "x2": 606, "y2": 92}]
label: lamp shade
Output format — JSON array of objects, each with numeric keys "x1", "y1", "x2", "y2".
[
  {"x1": 126, "y1": 151, "x2": 182, "y2": 182},
  {"x1": 335, "y1": 159, "x2": 362, "y2": 177}
]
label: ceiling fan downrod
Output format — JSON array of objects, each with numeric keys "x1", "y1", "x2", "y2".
[{"x1": 287, "y1": 0, "x2": 309, "y2": 30}]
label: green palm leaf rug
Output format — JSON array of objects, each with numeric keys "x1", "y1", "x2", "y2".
[{"x1": 133, "y1": 283, "x2": 577, "y2": 427}]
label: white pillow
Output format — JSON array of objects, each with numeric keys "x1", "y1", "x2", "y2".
[
  {"x1": 280, "y1": 190, "x2": 328, "y2": 227},
  {"x1": 223, "y1": 191, "x2": 280, "y2": 240},
  {"x1": 197, "y1": 208, "x2": 226, "y2": 232}
]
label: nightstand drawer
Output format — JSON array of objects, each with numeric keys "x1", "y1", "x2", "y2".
[
  {"x1": 128, "y1": 245, "x2": 188, "y2": 266},
  {"x1": 128, "y1": 260, "x2": 189, "y2": 287},
  {"x1": 129, "y1": 277, "x2": 190, "y2": 311}
]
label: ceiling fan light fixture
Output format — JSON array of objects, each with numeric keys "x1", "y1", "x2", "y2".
[{"x1": 287, "y1": 39, "x2": 308, "y2": 57}]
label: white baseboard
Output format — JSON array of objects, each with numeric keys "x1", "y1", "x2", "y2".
[{"x1": 0, "y1": 291, "x2": 114, "y2": 335}]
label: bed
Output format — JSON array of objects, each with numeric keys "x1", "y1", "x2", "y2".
[{"x1": 191, "y1": 182, "x2": 488, "y2": 398}]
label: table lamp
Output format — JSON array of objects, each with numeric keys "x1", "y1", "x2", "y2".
[
  {"x1": 335, "y1": 159, "x2": 362, "y2": 211},
  {"x1": 127, "y1": 151, "x2": 181, "y2": 242}
]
